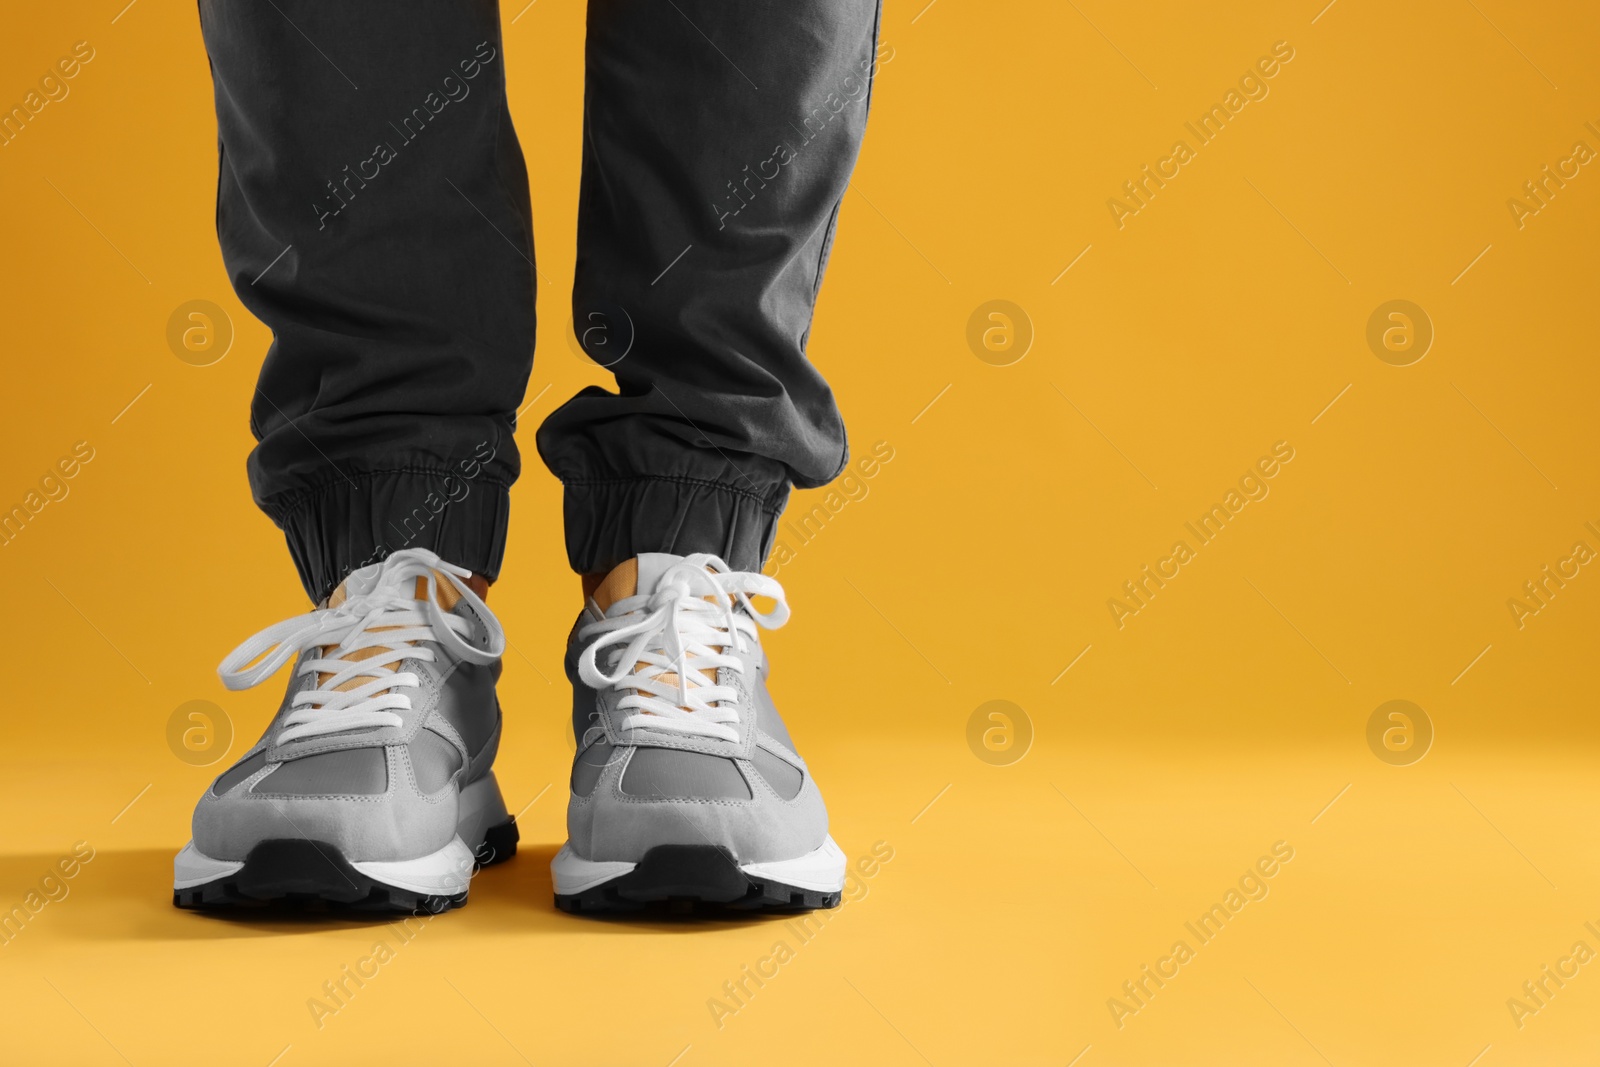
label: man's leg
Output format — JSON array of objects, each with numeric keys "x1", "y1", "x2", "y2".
[
  {"x1": 543, "y1": 0, "x2": 881, "y2": 914},
  {"x1": 537, "y1": 0, "x2": 884, "y2": 578},
  {"x1": 202, "y1": 0, "x2": 535, "y2": 602},
  {"x1": 175, "y1": 1, "x2": 530, "y2": 914}
]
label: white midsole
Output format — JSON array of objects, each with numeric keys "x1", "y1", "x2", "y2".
[
  {"x1": 173, "y1": 772, "x2": 509, "y2": 896},
  {"x1": 351, "y1": 837, "x2": 477, "y2": 895},
  {"x1": 551, "y1": 835, "x2": 847, "y2": 896},
  {"x1": 741, "y1": 836, "x2": 847, "y2": 893},
  {"x1": 550, "y1": 844, "x2": 637, "y2": 895},
  {"x1": 174, "y1": 842, "x2": 245, "y2": 890}
]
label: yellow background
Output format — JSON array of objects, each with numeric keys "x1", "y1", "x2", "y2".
[{"x1": 3, "y1": 0, "x2": 1599, "y2": 1063}]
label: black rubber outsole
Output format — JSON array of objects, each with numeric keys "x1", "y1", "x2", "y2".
[
  {"x1": 554, "y1": 844, "x2": 842, "y2": 915},
  {"x1": 173, "y1": 818, "x2": 519, "y2": 915}
]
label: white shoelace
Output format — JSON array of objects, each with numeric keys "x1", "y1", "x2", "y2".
[
  {"x1": 576, "y1": 555, "x2": 789, "y2": 743},
  {"x1": 217, "y1": 548, "x2": 505, "y2": 745}
]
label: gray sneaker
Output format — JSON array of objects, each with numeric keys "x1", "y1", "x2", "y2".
[
  {"x1": 173, "y1": 548, "x2": 517, "y2": 913},
  {"x1": 552, "y1": 553, "x2": 844, "y2": 913}
]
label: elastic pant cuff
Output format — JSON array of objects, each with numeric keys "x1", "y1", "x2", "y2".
[
  {"x1": 264, "y1": 470, "x2": 511, "y2": 602},
  {"x1": 562, "y1": 475, "x2": 789, "y2": 576}
]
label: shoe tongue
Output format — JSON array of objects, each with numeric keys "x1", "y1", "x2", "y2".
[
  {"x1": 318, "y1": 566, "x2": 461, "y2": 689},
  {"x1": 591, "y1": 554, "x2": 726, "y2": 706}
]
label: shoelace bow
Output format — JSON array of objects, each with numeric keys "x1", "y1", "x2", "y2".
[
  {"x1": 576, "y1": 555, "x2": 789, "y2": 743},
  {"x1": 216, "y1": 548, "x2": 504, "y2": 744}
]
